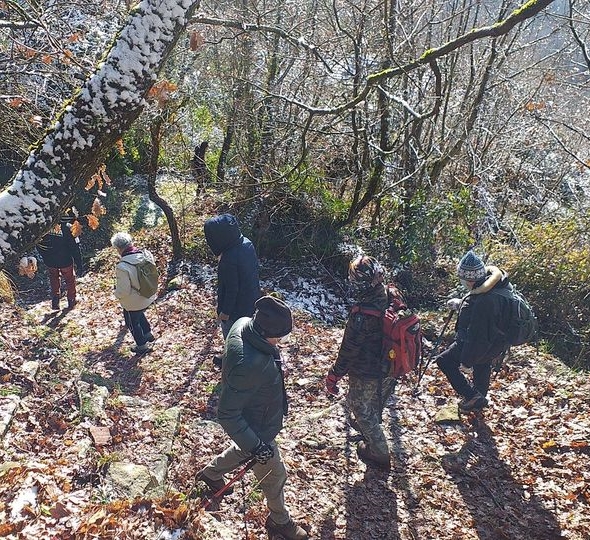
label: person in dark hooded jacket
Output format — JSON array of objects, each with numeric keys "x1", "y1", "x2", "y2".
[
  {"x1": 204, "y1": 214, "x2": 261, "y2": 362},
  {"x1": 436, "y1": 250, "x2": 512, "y2": 413}
]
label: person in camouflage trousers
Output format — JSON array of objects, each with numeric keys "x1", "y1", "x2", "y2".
[{"x1": 325, "y1": 255, "x2": 395, "y2": 469}]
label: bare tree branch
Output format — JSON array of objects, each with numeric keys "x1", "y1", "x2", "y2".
[
  {"x1": 568, "y1": 0, "x2": 590, "y2": 71},
  {"x1": 306, "y1": 0, "x2": 557, "y2": 116},
  {"x1": 190, "y1": 14, "x2": 333, "y2": 72}
]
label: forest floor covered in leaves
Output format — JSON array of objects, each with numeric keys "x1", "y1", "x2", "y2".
[{"x1": 1, "y1": 243, "x2": 589, "y2": 539}]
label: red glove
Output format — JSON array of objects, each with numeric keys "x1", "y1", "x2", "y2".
[{"x1": 325, "y1": 369, "x2": 341, "y2": 396}]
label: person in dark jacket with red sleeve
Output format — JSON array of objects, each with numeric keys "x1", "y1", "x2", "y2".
[
  {"x1": 325, "y1": 255, "x2": 395, "y2": 470},
  {"x1": 436, "y1": 250, "x2": 512, "y2": 413},
  {"x1": 37, "y1": 217, "x2": 84, "y2": 310}
]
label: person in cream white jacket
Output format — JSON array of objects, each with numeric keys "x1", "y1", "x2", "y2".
[{"x1": 111, "y1": 232, "x2": 157, "y2": 354}]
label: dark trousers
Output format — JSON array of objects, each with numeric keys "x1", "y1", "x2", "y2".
[
  {"x1": 436, "y1": 341, "x2": 491, "y2": 399},
  {"x1": 123, "y1": 309, "x2": 151, "y2": 346},
  {"x1": 220, "y1": 318, "x2": 237, "y2": 339},
  {"x1": 48, "y1": 265, "x2": 76, "y2": 301}
]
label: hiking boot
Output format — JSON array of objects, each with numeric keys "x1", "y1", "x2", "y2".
[
  {"x1": 145, "y1": 332, "x2": 156, "y2": 343},
  {"x1": 51, "y1": 296, "x2": 60, "y2": 310},
  {"x1": 265, "y1": 516, "x2": 309, "y2": 540},
  {"x1": 459, "y1": 392, "x2": 488, "y2": 413},
  {"x1": 357, "y1": 441, "x2": 391, "y2": 470},
  {"x1": 195, "y1": 469, "x2": 233, "y2": 495},
  {"x1": 67, "y1": 298, "x2": 77, "y2": 309},
  {"x1": 212, "y1": 355, "x2": 223, "y2": 368},
  {"x1": 131, "y1": 342, "x2": 153, "y2": 355}
]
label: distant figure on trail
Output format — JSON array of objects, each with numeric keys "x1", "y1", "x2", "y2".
[
  {"x1": 203, "y1": 213, "x2": 261, "y2": 366},
  {"x1": 196, "y1": 296, "x2": 309, "y2": 540},
  {"x1": 110, "y1": 232, "x2": 157, "y2": 355},
  {"x1": 325, "y1": 255, "x2": 395, "y2": 470},
  {"x1": 436, "y1": 250, "x2": 511, "y2": 413},
  {"x1": 37, "y1": 216, "x2": 84, "y2": 310}
]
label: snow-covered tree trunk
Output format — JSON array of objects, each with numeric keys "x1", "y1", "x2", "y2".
[{"x1": 0, "y1": 0, "x2": 200, "y2": 269}]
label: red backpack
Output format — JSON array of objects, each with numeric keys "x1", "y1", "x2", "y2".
[{"x1": 352, "y1": 287, "x2": 422, "y2": 379}]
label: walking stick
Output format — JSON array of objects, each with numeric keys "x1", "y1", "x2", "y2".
[
  {"x1": 200, "y1": 458, "x2": 257, "y2": 510},
  {"x1": 413, "y1": 309, "x2": 455, "y2": 395}
]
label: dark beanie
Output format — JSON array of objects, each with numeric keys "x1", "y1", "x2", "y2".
[
  {"x1": 457, "y1": 250, "x2": 486, "y2": 282},
  {"x1": 252, "y1": 296, "x2": 293, "y2": 338}
]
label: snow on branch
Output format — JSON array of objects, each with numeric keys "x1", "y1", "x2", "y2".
[{"x1": 0, "y1": 0, "x2": 200, "y2": 268}]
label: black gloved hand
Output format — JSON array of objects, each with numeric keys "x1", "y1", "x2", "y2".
[
  {"x1": 251, "y1": 440, "x2": 274, "y2": 464},
  {"x1": 77, "y1": 267, "x2": 86, "y2": 278}
]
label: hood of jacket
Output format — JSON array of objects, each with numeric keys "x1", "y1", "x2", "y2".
[
  {"x1": 204, "y1": 214, "x2": 242, "y2": 256},
  {"x1": 119, "y1": 251, "x2": 148, "y2": 265}
]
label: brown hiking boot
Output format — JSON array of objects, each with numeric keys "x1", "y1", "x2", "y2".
[
  {"x1": 357, "y1": 441, "x2": 391, "y2": 470},
  {"x1": 265, "y1": 516, "x2": 309, "y2": 539},
  {"x1": 195, "y1": 469, "x2": 233, "y2": 495}
]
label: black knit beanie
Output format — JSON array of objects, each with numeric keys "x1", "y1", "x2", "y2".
[{"x1": 252, "y1": 296, "x2": 293, "y2": 338}]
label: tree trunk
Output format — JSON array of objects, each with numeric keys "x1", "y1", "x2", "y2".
[
  {"x1": 148, "y1": 120, "x2": 183, "y2": 261},
  {"x1": 0, "y1": 0, "x2": 200, "y2": 269}
]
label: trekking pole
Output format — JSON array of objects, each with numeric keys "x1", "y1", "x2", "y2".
[
  {"x1": 412, "y1": 310, "x2": 455, "y2": 395},
  {"x1": 200, "y1": 458, "x2": 257, "y2": 510}
]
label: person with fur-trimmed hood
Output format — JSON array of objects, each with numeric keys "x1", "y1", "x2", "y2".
[
  {"x1": 325, "y1": 255, "x2": 396, "y2": 470},
  {"x1": 436, "y1": 250, "x2": 512, "y2": 413},
  {"x1": 204, "y1": 214, "x2": 261, "y2": 365}
]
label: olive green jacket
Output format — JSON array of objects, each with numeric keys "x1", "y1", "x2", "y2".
[{"x1": 217, "y1": 318, "x2": 288, "y2": 453}]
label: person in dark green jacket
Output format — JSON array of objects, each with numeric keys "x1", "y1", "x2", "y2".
[{"x1": 197, "y1": 296, "x2": 309, "y2": 540}]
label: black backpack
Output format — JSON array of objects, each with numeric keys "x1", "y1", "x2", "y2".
[{"x1": 490, "y1": 286, "x2": 538, "y2": 346}]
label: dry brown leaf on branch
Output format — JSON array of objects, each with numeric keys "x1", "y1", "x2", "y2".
[
  {"x1": 86, "y1": 164, "x2": 111, "y2": 191},
  {"x1": 115, "y1": 139, "x2": 125, "y2": 156},
  {"x1": 92, "y1": 198, "x2": 107, "y2": 217},
  {"x1": 148, "y1": 80, "x2": 178, "y2": 108},
  {"x1": 70, "y1": 220, "x2": 82, "y2": 237},
  {"x1": 8, "y1": 97, "x2": 24, "y2": 108},
  {"x1": 87, "y1": 215, "x2": 99, "y2": 230}
]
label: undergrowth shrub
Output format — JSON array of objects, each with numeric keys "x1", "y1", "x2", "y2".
[
  {"x1": 487, "y1": 217, "x2": 590, "y2": 368},
  {"x1": 0, "y1": 271, "x2": 15, "y2": 303}
]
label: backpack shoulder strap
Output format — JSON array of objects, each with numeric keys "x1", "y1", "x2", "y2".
[
  {"x1": 117, "y1": 258, "x2": 140, "y2": 291},
  {"x1": 487, "y1": 285, "x2": 515, "y2": 300},
  {"x1": 351, "y1": 304, "x2": 382, "y2": 318}
]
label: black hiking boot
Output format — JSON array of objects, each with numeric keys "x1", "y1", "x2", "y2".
[
  {"x1": 357, "y1": 441, "x2": 391, "y2": 470},
  {"x1": 458, "y1": 392, "x2": 488, "y2": 413},
  {"x1": 131, "y1": 342, "x2": 153, "y2": 355},
  {"x1": 265, "y1": 516, "x2": 309, "y2": 539},
  {"x1": 51, "y1": 296, "x2": 60, "y2": 310}
]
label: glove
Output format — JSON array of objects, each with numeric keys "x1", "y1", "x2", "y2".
[
  {"x1": 77, "y1": 267, "x2": 86, "y2": 278},
  {"x1": 446, "y1": 298, "x2": 462, "y2": 311},
  {"x1": 325, "y1": 368, "x2": 341, "y2": 396},
  {"x1": 251, "y1": 441, "x2": 274, "y2": 464}
]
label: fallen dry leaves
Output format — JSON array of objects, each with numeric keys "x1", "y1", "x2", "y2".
[{"x1": 0, "y1": 255, "x2": 589, "y2": 539}]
